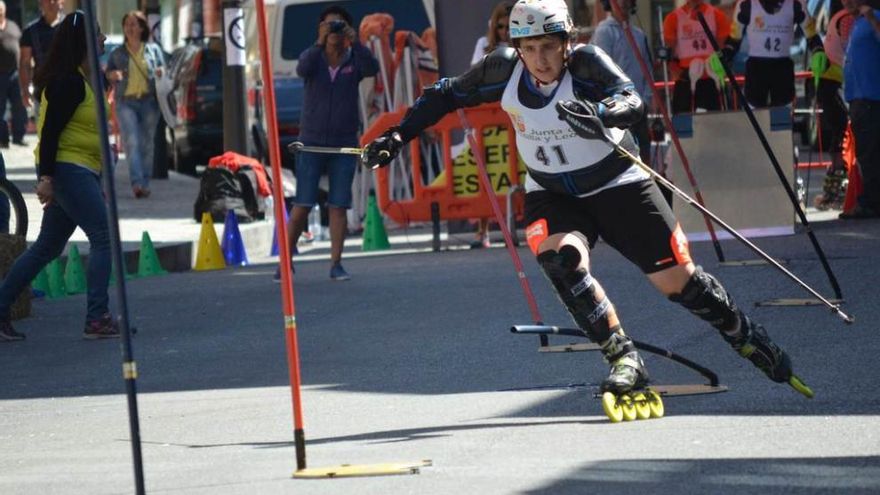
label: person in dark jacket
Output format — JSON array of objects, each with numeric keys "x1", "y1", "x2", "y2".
[{"x1": 276, "y1": 5, "x2": 378, "y2": 282}]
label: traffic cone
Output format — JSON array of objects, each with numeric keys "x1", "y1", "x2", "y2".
[
  {"x1": 270, "y1": 203, "x2": 290, "y2": 256},
  {"x1": 32, "y1": 266, "x2": 49, "y2": 297},
  {"x1": 137, "y1": 231, "x2": 168, "y2": 277},
  {"x1": 194, "y1": 212, "x2": 226, "y2": 271},
  {"x1": 221, "y1": 210, "x2": 248, "y2": 266},
  {"x1": 108, "y1": 257, "x2": 133, "y2": 286},
  {"x1": 63, "y1": 245, "x2": 87, "y2": 294},
  {"x1": 46, "y1": 257, "x2": 66, "y2": 299},
  {"x1": 362, "y1": 193, "x2": 390, "y2": 251}
]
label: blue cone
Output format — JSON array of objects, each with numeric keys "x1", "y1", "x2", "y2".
[
  {"x1": 270, "y1": 203, "x2": 292, "y2": 256},
  {"x1": 221, "y1": 210, "x2": 249, "y2": 266}
]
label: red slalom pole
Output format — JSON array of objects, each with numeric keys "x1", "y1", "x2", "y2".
[
  {"x1": 456, "y1": 110, "x2": 545, "y2": 340},
  {"x1": 608, "y1": 0, "x2": 726, "y2": 263},
  {"x1": 254, "y1": 0, "x2": 307, "y2": 470}
]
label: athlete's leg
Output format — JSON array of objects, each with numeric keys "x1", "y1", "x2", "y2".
[
  {"x1": 592, "y1": 180, "x2": 795, "y2": 384},
  {"x1": 535, "y1": 232, "x2": 648, "y2": 393},
  {"x1": 665, "y1": 265, "x2": 794, "y2": 383}
]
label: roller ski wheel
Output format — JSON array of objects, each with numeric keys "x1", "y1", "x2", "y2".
[
  {"x1": 789, "y1": 374, "x2": 814, "y2": 399},
  {"x1": 601, "y1": 389, "x2": 664, "y2": 423}
]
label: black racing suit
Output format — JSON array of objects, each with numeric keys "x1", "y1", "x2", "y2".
[{"x1": 393, "y1": 44, "x2": 646, "y2": 194}]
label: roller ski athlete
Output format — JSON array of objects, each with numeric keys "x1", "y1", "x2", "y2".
[{"x1": 362, "y1": 0, "x2": 813, "y2": 423}]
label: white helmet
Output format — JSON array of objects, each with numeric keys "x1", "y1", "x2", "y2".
[{"x1": 509, "y1": 0, "x2": 574, "y2": 40}]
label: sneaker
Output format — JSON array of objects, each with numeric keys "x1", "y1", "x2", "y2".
[
  {"x1": 83, "y1": 314, "x2": 120, "y2": 340},
  {"x1": 273, "y1": 264, "x2": 295, "y2": 282},
  {"x1": 329, "y1": 263, "x2": 351, "y2": 281},
  {"x1": 0, "y1": 320, "x2": 25, "y2": 342},
  {"x1": 469, "y1": 234, "x2": 491, "y2": 249}
]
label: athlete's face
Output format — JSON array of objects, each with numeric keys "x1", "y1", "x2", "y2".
[{"x1": 518, "y1": 36, "x2": 566, "y2": 83}]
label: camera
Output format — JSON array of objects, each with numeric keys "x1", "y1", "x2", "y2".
[{"x1": 328, "y1": 20, "x2": 346, "y2": 33}]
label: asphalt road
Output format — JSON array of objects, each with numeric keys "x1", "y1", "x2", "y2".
[{"x1": 1, "y1": 216, "x2": 878, "y2": 494}]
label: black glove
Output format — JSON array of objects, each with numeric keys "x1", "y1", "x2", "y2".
[
  {"x1": 362, "y1": 128, "x2": 404, "y2": 169},
  {"x1": 719, "y1": 45, "x2": 736, "y2": 64},
  {"x1": 556, "y1": 100, "x2": 609, "y2": 142}
]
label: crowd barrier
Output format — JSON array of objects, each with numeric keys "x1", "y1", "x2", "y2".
[{"x1": 360, "y1": 103, "x2": 525, "y2": 225}]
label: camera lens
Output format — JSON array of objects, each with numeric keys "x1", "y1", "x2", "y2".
[{"x1": 329, "y1": 20, "x2": 346, "y2": 33}]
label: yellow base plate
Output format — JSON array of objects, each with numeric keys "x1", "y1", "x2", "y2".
[{"x1": 294, "y1": 460, "x2": 432, "y2": 479}]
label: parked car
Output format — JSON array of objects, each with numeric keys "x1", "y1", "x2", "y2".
[{"x1": 162, "y1": 37, "x2": 225, "y2": 176}]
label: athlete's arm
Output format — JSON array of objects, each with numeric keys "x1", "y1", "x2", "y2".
[
  {"x1": 794, "y1": 0, "x2": 824, "y2": 52},
  {"x1": 569, "y1": 44, "x2": 645, "y2": 129},
  {"x1": 395, "y1": 47, "x2": 517, "y2": 142},
  {"x1": 723, "y1": 0, "x2": 750, "y2": 58}
]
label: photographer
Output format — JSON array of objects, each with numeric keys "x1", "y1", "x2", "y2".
[{"x1": 276, "y1": 6, "x2": 378, "y2": 282}]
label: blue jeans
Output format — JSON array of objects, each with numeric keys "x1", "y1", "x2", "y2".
[
  {"x1": 0, "y1": 70, "x2": 26, "y2": 144},
  {"x1": 0, "y1": 163, "x2": 111, "y2": 321},
  {"x1": 0, "y1": 153, "x2": 9, "y2": 233},
  {"x1": 116, "y1": 97, "x2": 160, "y2": 189},
  {"x1": 293, "y1": 151, "x2": 357, "y2": 208}
]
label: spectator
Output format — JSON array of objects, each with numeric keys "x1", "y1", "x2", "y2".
[
  {"x1": 0, "y1": 11, "x2": 117, "y2": 342},
  {"x1": 723, "y1": 0, "x2": 824, "y2": 109},
  {"x1": 19, "y1": 0, "x2": 64, "y2": 121},
  {"x1": 663, "y1": 0, "x2": 730, "y2": 113},
  {"x1": 276, "y1": 5, "x2": 379, "y2": 281},
  {"x1": 814, "y1": 4, "x2": 854, "y2": 210},
  {"x1": 591, "y1": 0, "x2": 653, "y2": 163},
  {"x1": 840, "y1": 0, "x2": 880, "y2": 219},
  {"x1": 0, "y1": 1, "x2": 25, "y2": 148},
  {"x1": 105, "y1": 10, "x2": 165, "y2": 199},
  {"x1": 471, "y1": 1, "x2": 513, "y2": 64},
  {"x1": 469, "y1": 1, "x2": 513, "y2": 249}
]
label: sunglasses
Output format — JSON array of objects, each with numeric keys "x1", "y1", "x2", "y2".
[{"x1": 497, "y1": 23, "x2": 508, "y2": 29}]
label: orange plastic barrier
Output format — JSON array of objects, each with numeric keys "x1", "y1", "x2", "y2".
[
  {"x1": 841, "y1": 124, "x2": 861, "y2": 215},
  {"x1": 360, "y1": 103, "x2": 524, "y2": 224}
]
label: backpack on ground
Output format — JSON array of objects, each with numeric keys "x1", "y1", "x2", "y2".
[{"x1": 193, "y1": 167, "x2": 252, "y2": 223}]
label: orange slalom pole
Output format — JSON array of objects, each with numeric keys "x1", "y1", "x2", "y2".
[
  {"x1": 254, "y1": 0, "x2": 307, "y2": 470},
  {"x1": 457, "y1": 110, "x2": 545, "y2": 331}
]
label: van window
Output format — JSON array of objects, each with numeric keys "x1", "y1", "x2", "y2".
[{"x1": 280, "y1": 0, "x2": 431, "y2": 60}]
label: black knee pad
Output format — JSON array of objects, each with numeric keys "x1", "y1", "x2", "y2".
[
  {"x1": 537, "y1": 243, "x2": 613, "y2": 343},
  {"x1": 668, "y1": 266, "x2": 740, "y2": 332}
]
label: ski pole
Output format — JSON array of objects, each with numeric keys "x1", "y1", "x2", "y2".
[
  {"x1": 614, "y1": 133, "x2": 851, "y2": 322},
  {"x1": 609, "y1": 0, "x2": 726, "y2": 263},
  {"x1": 694, "y1": 11, "x2": 844, "y2": 301},
  {"x1": 81, "y1": 2, "x2": 146, "y2": 492},
  {"x1": 288, "y1": 142, "x2": 365, "y2": 156}
]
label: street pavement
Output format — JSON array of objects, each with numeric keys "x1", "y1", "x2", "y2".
[{"x1": 1, "y1": 186, "x2": 879, "y2": 494}]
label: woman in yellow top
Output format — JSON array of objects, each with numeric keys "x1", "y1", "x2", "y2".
[
  {"x1": 106, "y1": 10, "x2": 165, "y2": 198},
  {"x1": 0, "y1": 11, "x2": 118, "y2": 342}
]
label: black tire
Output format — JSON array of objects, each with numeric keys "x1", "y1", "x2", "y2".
[
  {"x1": 167, "y1": 128, "x2": 198, "y2": 176},
  {"x1": 0, "y1": 177, "x2": 28, "y2": 238}
]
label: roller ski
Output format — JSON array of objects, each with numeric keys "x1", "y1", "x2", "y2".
[
  {"x1": 597, "y1": 334, "x2": 664, "y2": 423},
  {"x1": 724, "y1": 316, "x2": 814, "y2": 398}
]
